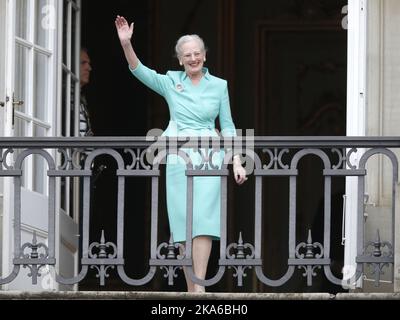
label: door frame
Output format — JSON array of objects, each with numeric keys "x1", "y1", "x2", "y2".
[{"x1": 344, "y1": 0, "x2": 368, "y2": 289}]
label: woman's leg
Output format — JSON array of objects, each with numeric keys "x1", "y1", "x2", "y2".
[
  {"x1": 180, "y1": 245, "x2": 195, "y2": 292},
  {"x1": 192, "y1": 236, "x2": 212, "y2": 292},
  {"x1": 180, "y1": 236, "x2": 212, "y2": 292}
]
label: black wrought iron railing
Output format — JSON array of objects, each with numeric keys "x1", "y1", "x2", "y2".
[{"x1": 0, "y1": 136, "x2": 398, "y2": 290}]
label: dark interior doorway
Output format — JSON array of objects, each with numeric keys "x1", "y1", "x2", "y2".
[
  {"x1": 79, "y1": 0, "x2": 348, "y2": 293},
  {"x1": 78, "y1": 0, "x2": 154, "y2": 291}
]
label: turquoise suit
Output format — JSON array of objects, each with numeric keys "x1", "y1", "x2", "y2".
[{"x1": 130, "y1": 61, "x2": 236, "y2": 242}]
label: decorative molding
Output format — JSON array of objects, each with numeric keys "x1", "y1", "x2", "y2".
[{"x1": 19, "y1": 222, "x2": 48, "y2": 239}]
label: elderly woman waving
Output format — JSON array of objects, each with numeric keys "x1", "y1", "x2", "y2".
[{"x1": 115, "y1": 15, "x2": 247, "y2": 292}]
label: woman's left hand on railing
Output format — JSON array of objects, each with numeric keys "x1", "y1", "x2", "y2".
[{"x1": 233, "y1": 155, "x2": 247, "y2": 185}]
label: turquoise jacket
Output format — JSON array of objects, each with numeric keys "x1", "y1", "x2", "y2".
[{"x1": 129, "y1": 61, "x2": 237, "y2": 137}]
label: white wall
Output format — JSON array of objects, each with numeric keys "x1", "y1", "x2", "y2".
[{"x1": 366, "y1": 0, "x2": 400, "y2": 292}]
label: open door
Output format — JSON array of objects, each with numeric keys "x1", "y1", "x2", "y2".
[{"x1": 1, "y1": 0, "x2": 80, "y2": 291}]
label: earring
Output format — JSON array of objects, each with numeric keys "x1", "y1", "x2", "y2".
[
  {"x1": 204, "y1": 58, "x2": 206, "y2": 62},
  {"x1": 179, "y1": 61, "x2": 183, "y2": 66}
]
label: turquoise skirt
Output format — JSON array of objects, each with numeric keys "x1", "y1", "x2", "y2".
[{"x1": 165, "y1": 148, "x2": 224, "y2": 242}]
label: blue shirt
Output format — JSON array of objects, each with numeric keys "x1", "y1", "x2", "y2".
[{"x1": 129, "y1": 61, "x2": 237, "y2": 137}]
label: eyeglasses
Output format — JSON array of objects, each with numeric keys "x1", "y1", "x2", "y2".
[{"x1": 182, "y1": 52, "x2": 202, "y2": 59}]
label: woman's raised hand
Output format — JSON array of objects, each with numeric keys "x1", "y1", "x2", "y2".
[{"x1": 115, "y1": 15, "x2": 134, "y2": 44}]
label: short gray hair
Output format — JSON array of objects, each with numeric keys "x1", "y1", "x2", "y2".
[{"x1": 175, "y1": 34, "x2": 206, "y2": 58}]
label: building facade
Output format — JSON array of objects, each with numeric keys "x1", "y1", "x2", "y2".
[{"x1": 0, "y1": 0, "x2": 399, "y2": 293}]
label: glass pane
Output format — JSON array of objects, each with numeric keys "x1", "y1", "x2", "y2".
[
  {"x1": 62, "y1": 0, "x2": 69, "y2": 64},
  {"x1": 62, "y1": 70, "x2": 68, "y2": 136},
  {"x1": 14, "y1": 44, "x2": 28, "y2": 114},
  {"x1": 33, "y1": 122, "x2": 47, "y2": 137},
  {"x1": 70, "y1": 78, "x2": 77, "y2": 136},
  {"x1": 33, "y1": 125, "x2": 47, "y2": 194},
  {"x1": 71, "y1": 7, "x2": 77, "y2": 71},
  {"x1": 15, "y1": 0, "x2": 28, "y2": 39},
  {"x1": 14, "y1": 118, "x2": 28, "y2": 188},
  {"x1": 14, "y1": 116, "x2": 27, "y2": 137},
  {"x1": 33, "y1": 51, "x2": 49, "y2": 121},
  {"x1": 19, "y1": 153, "x2": 28, "y2": 189},
  {"x1": 61, "y1": 176, "x2": 67, "y2": 211},
  {"x1": 69, "y1": 178, "x2": 75, "y2": 219},
  {"x1": 60, "y1": 147, "x2": 68, "y2": 211},
  {"x1": 61, "y1": 72, "x2": 79, "y2": 137},
  {"x1": 35, "y1": 0, "x2": 51, "y2": 49},
  {"x1": 33, "y1": 154, "x2": 46, "y2": 193}
]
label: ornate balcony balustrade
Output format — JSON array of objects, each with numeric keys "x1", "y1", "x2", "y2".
[{"x1": 0, "y1": 136, "x2": 398, "y2": 290}]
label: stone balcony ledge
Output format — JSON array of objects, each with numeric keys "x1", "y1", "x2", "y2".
[{"x1": 0, "y1": 291, "x2": 399, "y2": 300}]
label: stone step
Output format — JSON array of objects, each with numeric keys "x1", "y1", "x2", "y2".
[{"x1": 0, "y1": 291, "x2": 399, "y2": 300}]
